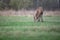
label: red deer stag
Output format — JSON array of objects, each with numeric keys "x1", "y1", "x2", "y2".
[{"x1": 34, "y1": 7, "x2": 43, "y2": 22}]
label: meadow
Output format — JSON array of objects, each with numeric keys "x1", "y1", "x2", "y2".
[{"x1": 0, "y1": 16, "x2": 60, "y2": 40}]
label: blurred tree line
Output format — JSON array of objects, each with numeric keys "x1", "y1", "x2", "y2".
[{"x1": 0, "y1": 0, "x2": 60, "y2": 10}]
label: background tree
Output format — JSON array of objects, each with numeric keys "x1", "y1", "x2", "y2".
[{"x1": 0, "y1": 0, "x2": 60, "y2": 10}]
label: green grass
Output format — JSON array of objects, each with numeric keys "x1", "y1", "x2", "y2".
[{"x1": 0, "y1": 16, "x2": 60, "y2": 40}]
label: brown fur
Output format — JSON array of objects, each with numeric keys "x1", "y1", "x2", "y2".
[{"x1": 34, "y1": 7, "x2": 43, "y2": 22}]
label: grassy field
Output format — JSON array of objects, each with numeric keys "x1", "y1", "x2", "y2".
[{"x1": 0, "y1": 16, "x2": 60, "y2": 40}]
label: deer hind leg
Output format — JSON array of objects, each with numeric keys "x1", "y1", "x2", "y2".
[
  {"x1": 37, "y1": 15, "x2": 43, "y2": 22},
  {"x1": 40, "y1": 15, "x2": 43, "y2": 22},
  {"x1": 37, "y1": 17, "x2": 40, "y2": 22}
]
